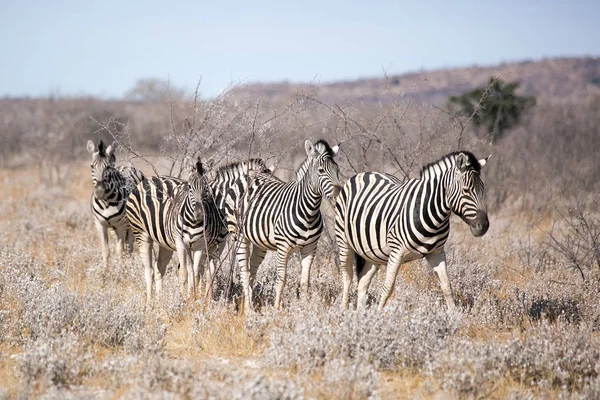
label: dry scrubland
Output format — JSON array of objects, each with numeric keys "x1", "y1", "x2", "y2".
[{"x1": 2, "y1": 67, "x2": 600, "y2": 398}]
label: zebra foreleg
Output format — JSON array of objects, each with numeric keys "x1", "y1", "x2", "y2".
[
  {"x1": 177, "y1": 241, "x2": 196, "y2": 300},
  {"x1": 95, "y1": 219, "x2": 110, "y2": 269},
  {"x1": 274, "y1": 245, "x2": 292, "y2": 310},
  {"x1": 426, "y1": 251, "x2": 456, "y2": 312},
  {"x1": 113, "y1": 226, "x2": 126, "y2": 267},
  {"x1": 155, "y1": 246, "x2": 173, "y2": 300},
  {"x1": 139, "y1": 238, "x2": 154, "y2": 305},
  {"x1": 299, "y1": 244, "x2": 317, "y2": 299},
  {"x1": 337, "y1": 239, "x2": 355, "y2": 308},
  {"x1": 192, "y1": 249, "x2": 207, "y2": 300}
]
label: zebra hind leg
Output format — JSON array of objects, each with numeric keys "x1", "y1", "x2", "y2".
[
  {"x1": 356, "y1": 261, "x2": 379, "y2": 308},
  {"x1": 377, "y1": 249, "x2": 405, "y2": 310}
]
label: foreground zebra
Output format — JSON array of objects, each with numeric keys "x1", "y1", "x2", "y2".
[
  {"x1": 87, "y1": 140, "x2": 145, "y2": 269},
  {"x1": 126, "y1": 157, "x2": 227, "y2": 303},
  {"x1": 235, "y1": 140, "x2": 341, "y2": 311},
  {"x1": 335, "y1": 151, "x2": 489, "y2": 311}
]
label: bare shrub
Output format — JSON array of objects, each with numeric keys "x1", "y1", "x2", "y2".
[
  {"x1": 16, "y1": 333, "x2": 92, "y2": 390},
  {"x1": 263, "y1": 300, "x2": 459, "y2": 372}
]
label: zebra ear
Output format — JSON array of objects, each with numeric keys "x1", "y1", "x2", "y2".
[
  {"x1": 269, "y1": 165, "x2": 275, "y2": 173},
  {"x1": 87, "y1": 140, "x2": 96, "y2": 154},
  {"x1": 305, "y1": 140, "x2": 316, "y2": 157},
  {"x1": 331, "y1": 144, "x2": 340, "y2": 155},
  {"x1": 478, "y1": 155, "x2": 491, "y2": 168},
  {"x1": 105, "y1": 143, "x2": 114, "y2": 158},
  {"x1": 456, "y1": 153, "x2": 469, "y2": 172}
]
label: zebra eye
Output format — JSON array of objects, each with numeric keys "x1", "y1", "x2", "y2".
[{"x1": 318, "y1": 167, "x2": 325, "y2": 174}]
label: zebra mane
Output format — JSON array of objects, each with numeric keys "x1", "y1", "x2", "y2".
[
  {"x1": 314, "y1": 139, "x2": 335, "y2": 157},
  {"x1": 420, "y1": 151, "x2": 481, "y2": 177},
  {"x1": 214, "y1": 158, "x2": 271, "y2": 178}
]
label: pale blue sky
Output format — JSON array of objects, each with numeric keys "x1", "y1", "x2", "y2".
[{"x1": 1, "y1": 0, "x2": 598, "y2": 99}]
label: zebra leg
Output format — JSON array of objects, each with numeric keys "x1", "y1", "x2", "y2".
[
  {"x1": 236, "y1": 236, "x2": 253, "y2": 312},
  {"x1": 203, "y1": 241, "x2": 226, "y2": 302},
  {"x1": 95, "y1": 219, "x2": 110, "y2": 269},
  {"x1": 426, "y1": 251, "x2": 456, "y2": 312},
  {"x1": 337, "y1": 239, "x2": 355, "y2": 308},
  {"x1": 378, "y1": 250, "x2": 405, "y2": 310},
  {"x1": 125, "y1": 228, "x2": 135, "y2": 255},
  {"x1": 114, "y1": 226, "x2": 126, "y2": 267},
  {"x1": 192, "y1": 248, "x2": 207, "y2": 299},
  {"x1": 357, "y1": 263, "x2": 379, "y2": 308},
  {"x1": 155, "y1": 246, "x2": 173, "y2": 299},
  {"x1": 139, "y1": 237, "x2": 154, "y2": 305},
  {"x1": 177, "y1": 242, "x2": 196, "y2": 300},
  {"x1": 249, "y1": 246, "x2": 267, "y2": 287},
  {"x1": 299, "y1": 243, "x2": 317, "y2": 299},
  {"x1": 274, "y1": 245, "x2": 292, "y2": 310}
]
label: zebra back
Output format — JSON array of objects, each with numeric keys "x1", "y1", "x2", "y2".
[
  {"x1": 126, "y1": 157, "x2": 225, "y2": 252},
  {"x1": 336, "y1": 151, "x2": 489, "y2": 264},
  {"x1": 239, "y1": 139, "x2": 341, "y2": 250}
]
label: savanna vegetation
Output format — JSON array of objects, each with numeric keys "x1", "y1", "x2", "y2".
[{"x1": 1, "y1": 57, "x2": 600, "y2": 398}]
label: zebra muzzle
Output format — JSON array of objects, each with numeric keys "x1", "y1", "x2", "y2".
[
  {"x1": 94, "y1": 185, "x2": 107, "y2": 199},
  {"x1": 468, "y1": 210, "x2": 489, "y2": 237}
]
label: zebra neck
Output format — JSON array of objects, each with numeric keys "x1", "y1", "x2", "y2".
[
  {"x1": 295, "y1": 158, "x2": 310, "y2": 180},
  {"x1": 415, "y1": 173, "x2": 452, "y2": 227},
  {"x1": 297, "y1": 170, "x2": 322, "y2": 218}
]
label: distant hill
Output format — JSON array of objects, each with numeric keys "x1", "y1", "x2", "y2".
[{"x1": 230, "y1": 57, "x2": 600, "y2": 105}]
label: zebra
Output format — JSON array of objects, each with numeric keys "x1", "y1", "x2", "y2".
[
  {"x1": 334, "y1": 151, "x2": 490, "y2": 311},
  {"x1": 87, "y1": 140, "x2": 145, "y2": 269},
  {"x1": 235, "y1": 139, "x2": 341, "y2": 311},
  {"x1": 126, "y1": 157, "x2": 227, "y2": 303},
  {"x1": 209, "y1": 158, "x2": 276, "y2": 236}
]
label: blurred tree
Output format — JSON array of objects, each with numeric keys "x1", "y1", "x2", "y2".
[
  {"x1": 448, "y1": 78, "x2": 536, "y2": 143},
  {"x1": 124, "y1": 78, "x2": 186, "y2": 103}
]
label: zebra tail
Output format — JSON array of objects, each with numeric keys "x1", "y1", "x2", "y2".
[{"x1": 355, "y1": 253, "x2": 366, "y2": 277}]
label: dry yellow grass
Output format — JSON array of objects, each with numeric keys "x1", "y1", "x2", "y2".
[{"x1": 1, "y1": 162, "x2": 598, "y2": 399}]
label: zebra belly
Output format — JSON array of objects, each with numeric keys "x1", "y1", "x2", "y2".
[{"x1": 342, "y1": 172, "x2": 404, "y2": 265}]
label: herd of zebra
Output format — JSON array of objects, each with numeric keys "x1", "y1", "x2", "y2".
[{"x1": 87, "y1": 138, "x2": 489, "y2": 313}]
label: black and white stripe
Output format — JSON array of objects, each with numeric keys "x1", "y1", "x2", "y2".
[
  {"x1": 335, "y1": 151, "x2": 490, "y2": 311},
  {"x1": 235, "y1": 140, "x2": 341, "y2": 311},
  {"x1": 209, "y1": 158, "x2": 275, "y2": 236},
  {"x1": 126, "y1": 157, "x2": 227, "y2": 303},
  {"x1": 87, "y1": 140, "x2": 145, "y2": 269}
]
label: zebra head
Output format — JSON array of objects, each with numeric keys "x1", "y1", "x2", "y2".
[
  {"x1": 186, "y1": 156, "x2": 208, "y2": 221},
  {"x1": 87, "y1": 140, "x2": 116, "y2": 200},
  {"x1": 304, "y1": 139, "x2": 341, "y2": 202},
  {"x1": 447, "y1": 152, "x2": 490, "y2": 237}
]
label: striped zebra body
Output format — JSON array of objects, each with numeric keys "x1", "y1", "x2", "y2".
[
  {"x1": 126, "y1": 158, "x2": 227, "y2": 303},
  {"x1": 209, "y1": 158, "x2": 275, "y2": 236},
  {"x1": 87, "y1": 140, "x2": 145, "y2": 269},
  {"x1": 236, "y1": 140, "x2": 341, "y2": 311},
  {"x1": 335, "y1": 151, "x2": 489, "y2": 311}
]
